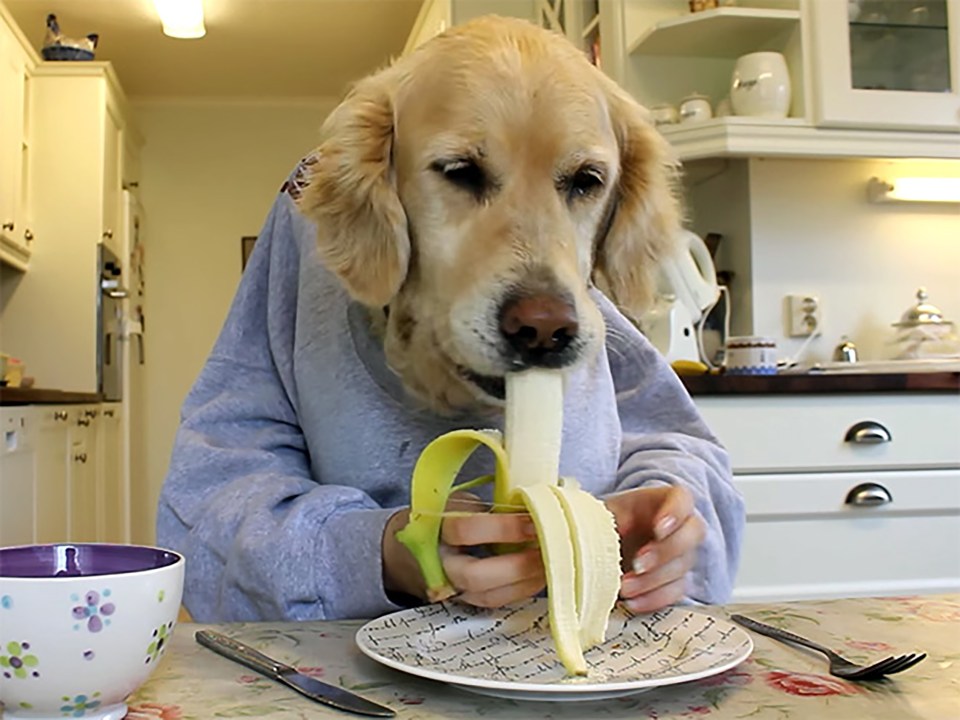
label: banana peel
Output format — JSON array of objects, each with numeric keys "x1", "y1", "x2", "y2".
[
  {"x1": 395, "y1": 373, "x2": 622, "y2": 676},
  {"x1": 395, "y1": 429, "x2": 507, "y2": 602}
]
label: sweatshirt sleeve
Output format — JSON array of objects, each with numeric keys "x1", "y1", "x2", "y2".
[
  {"x1": 156, "y1": 187, "x2": 403, "y2": 623},
  {"x1": 598, "y1": 294, "x2": 745, "y2": 604}
]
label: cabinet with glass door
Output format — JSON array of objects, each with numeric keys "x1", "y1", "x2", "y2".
[{"x1": 807, "y1": 0, "x2": 960, "y2": 131}]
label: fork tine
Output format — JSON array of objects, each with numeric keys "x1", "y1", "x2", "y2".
[
  {"x1": 866, "y1": 655, "x2": 914, "y2": 676},
  {"x1": 839, "y1": 655, "x2": 908, "y2": 680},
  {"x1": 854, "y1": 654, "x2": 925, "y2": 680},
  {"x1": 880, "y1": 653, "x2": 927, "y2": 676}
]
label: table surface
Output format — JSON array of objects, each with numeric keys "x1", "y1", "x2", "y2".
[{"x1": 124, "y1": 594, "x2": 960, "y2": 720}]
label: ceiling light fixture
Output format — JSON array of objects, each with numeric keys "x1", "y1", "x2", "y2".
[
  {"x1": 867, "y1": 176, "x2": 960, "y2": 204},
  {"x1": 153, "y1": 0, "x2": 206, "y2": 39}
]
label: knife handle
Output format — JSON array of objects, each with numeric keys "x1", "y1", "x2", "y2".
[{"x1": 196, "y1": 630, "x2": 292, "y2": 678}]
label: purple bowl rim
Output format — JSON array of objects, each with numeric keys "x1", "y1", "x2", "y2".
[{"x1": 0, "y1": 542, "x2": 185, "y2": 579}]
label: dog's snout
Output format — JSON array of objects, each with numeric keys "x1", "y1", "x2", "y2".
[{"x1": 500, "y1": 294, "x2": 579, "y2": 365}]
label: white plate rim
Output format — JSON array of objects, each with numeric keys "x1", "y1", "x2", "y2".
[{"x1": 355, "y1": 603, "x2": 754, "y2": 696}]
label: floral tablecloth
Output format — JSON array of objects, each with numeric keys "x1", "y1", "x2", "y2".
[{"x1": 126, "y1": 594, "x2": 960, "y2": 720}]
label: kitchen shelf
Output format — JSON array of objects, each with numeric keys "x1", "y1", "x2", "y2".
[
  {"x1": 627, "y1": 7, "x2": 800, "y2": 57},
  {"x1": 657, "y1": 117, "x2": 960, "y2": 162}
]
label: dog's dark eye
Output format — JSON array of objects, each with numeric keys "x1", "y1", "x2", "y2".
[
  {"x1": 566, "y1": 167, "x2": 605, "y2": 200},
  {"x1": 433, "y1": 158, "x2": 487, "y2": 198}
]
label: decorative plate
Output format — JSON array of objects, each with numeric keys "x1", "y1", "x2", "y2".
[{"x1": 355, "y1": 598, "x2": 753, "y2": 701}]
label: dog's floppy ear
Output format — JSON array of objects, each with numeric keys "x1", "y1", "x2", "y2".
[
  {"x1": 297, "y1": 68, "x2": 410, "y2": 308},
  {"x1": 593, "y1": 83, "x2": 682, "y2": 320}
]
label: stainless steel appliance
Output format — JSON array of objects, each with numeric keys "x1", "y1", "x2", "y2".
[{"x1": 97, "y1": 244, "x2": 128, "y2": 401}]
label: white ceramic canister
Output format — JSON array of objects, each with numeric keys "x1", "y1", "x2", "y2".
[
  {"x1": 730, "y1": 51, "x2": 792, "y2": 118},
  {"x1": 650, "y1": 103, "x2": 679, "y2": 126},
  {"x1": 724, "y1": 336, "x2": 778, "y2": 375},
  {"x1": 679, "y1": 94, "x2": 713, "y2": 124}
]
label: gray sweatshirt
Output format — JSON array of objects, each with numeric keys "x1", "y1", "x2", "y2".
[{"x1": 157, "y1": 166, "x2": 745, "y2": 622}]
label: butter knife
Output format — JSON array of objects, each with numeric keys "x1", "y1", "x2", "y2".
[{"x1": 195, "y1": 630, "x2": 396, "y2": 718}]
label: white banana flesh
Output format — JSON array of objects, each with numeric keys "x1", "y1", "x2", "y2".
[
  {"x1": 516, "y1": 484, "x2": 586, "y2": 675},
  {"x1": 397, "y1": 368, "x2": 622, "y2": 676},
  {"x1": 551, "y1": 478, "x2": 621, "y2": 649},
  {"x1": 500, "y1": 370, "x2": 564, "y2": 505}
]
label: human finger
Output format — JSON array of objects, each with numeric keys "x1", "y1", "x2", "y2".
[
  {"x1": 458, "y1": 575, "x2": 547, "y2": 608},
  {"x1": 441, "y1": 511, "x2": 537, "y2": 547},
  {"x1": 621, "y1": 577, "x2": 686, "y2": 614},
  {"x1": 442, "y1": 547, "x2": 544, "y2": 596},
  {"x1": 650, "y1": 485, "x2": 696, "y2": 540},
  {"x1": 632, "y1": 512, "x2": 705, "y2": 574},
  {"x1": 620, "y1": 553, "x2": 695, "y2": 599}
]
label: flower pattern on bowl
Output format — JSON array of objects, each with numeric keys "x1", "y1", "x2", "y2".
[
  {"x1": 1, "y1": 640, "x2": 40, "y2": 679},
  {"x1": 60, "y1": 691, "x2": 101, "y2": 717},
  {"x1": 146, "y1": 622, "x2": 175, "y2": 664},
  {"x1": 71, "y1": 589, "x2": 115, "y2": 633}
]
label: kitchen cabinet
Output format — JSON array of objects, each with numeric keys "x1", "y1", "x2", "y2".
[
  {"x1": 0, "y1": 62, "x2": 141, "y2": 393},
  {"x1": 403, "y1": 0, "x2": 611, "y2": 66},
  {"x1": 32, "y1": 404, "x2": 72, "y2": 543},
  {"x1": 0, "y1": 402, "x2": 130, "y2": 546},
  {"x1": 807, "y1": 0, "x2": 960, "y2": 132},
  {"x1": 697, "y1": 393, "x2": 960, "y2": 602},
  {"x1": 404, "y1": 0, "x2": 540, "y2": 54},
  {"x1": 0, "y1": 408, "x2": 33, "y2": 546},
  {"x1": 0, "y1": 5, "x2": 34, "y2": 271},
  {"x1": 68, "y1": 405, "x2": 100, "y2": 543},
  {"x1": 619, "y1": 0, "x2": 959, "y2": 161},
  {"x1": 99, "y1": 402, "x2": 127, "y2": 543}
]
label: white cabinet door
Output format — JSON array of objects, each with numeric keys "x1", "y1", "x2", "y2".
[
  {"x1": 806, "y1": 0, "x2": 960, "y2": 131},
  {"x1": 101, "y1": 106, "x2": 122, "y2": 255},
  {"x1": 68, "y1": 407, "x2": 100, "y2": 542},
  {"x1": 0, "y1": 19, "x2": 30, "y2": 266},
  {"x1": 32, "y1": 405, "x2": 72, "y2": 543},
  {"x1": 0, "y1": 408, "x2": 34, "y2": 546},
  {"x1": 732, "y1": 469, "x2": 960, "y2": 601},
  {"x1": 403, "y1": 0, "x2": 451, "y2": 55},
  {"x1": 99, "y1": 403, "x2": 125, "y2": 543}
]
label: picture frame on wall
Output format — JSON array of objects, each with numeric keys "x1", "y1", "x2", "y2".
[{"x1": 241, "y1": 236, "x2": 258, "y2": 270}]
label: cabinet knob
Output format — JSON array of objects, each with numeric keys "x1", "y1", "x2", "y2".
[
  {"x1": 74, "y1": 452, "x2": 88, "y2": 464},
  {"x1": 103, "y1": 229, "x2": 114, "y2": 239},
  {"x1": 2, "y1": 221, "x2": 13, "y2": 231},
  {"x1": 845, "y1": 482, "x2": 893, "y2": 507},
  {"x1": 77, "y1": 418, "x2": 91, "y2": 427},
  {"x1": 844, "y1": 420, "x2": 892, "y2": 444},
  {"x1": 104, "y1": 409, "x2": 115, "y2": 417},
  {"x1": 54, "y1": 410, "x2": 69, "y2": 421},
  {"x1": 24, "y1": 229, "x2": 33, "y2": 243},
  {"x1": 84, "y1": 409, "x2": 99, "y2": 419}
]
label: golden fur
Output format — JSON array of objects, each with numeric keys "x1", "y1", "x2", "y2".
[{"x1": 297, "y1": 16, "x2": 681, "y2": 414}]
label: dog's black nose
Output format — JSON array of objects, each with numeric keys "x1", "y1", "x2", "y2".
[{"x1": 500, "y1": 294, "x2": 579, "y2": 365}]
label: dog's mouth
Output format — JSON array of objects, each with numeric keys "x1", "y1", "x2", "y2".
[{"x1": 458, "y1": 367, "x2": 506, "y2": 401}]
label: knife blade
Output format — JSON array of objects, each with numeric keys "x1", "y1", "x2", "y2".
[{"x1": 196, "y1": 630, "x2": 395, "y2": 718}]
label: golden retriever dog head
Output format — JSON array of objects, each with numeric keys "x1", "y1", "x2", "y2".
[{"x1": 298, "y1": 16, "x2": 680, "y2": 413}]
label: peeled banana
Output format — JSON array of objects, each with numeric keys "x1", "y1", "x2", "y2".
[{"x1": 395, "y1": 369, "x2": 622, "y2": 675}]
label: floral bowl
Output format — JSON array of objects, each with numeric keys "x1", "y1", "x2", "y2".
[{"x1": 0, "y1": 544, "x2": 184, "y2": 720}]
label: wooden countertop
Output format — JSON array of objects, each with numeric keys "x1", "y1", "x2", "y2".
[
  {"x1": 3, "y1": 373, "x2": 958, "y2": 405},
  {"x1": 680, "y1": 371, "x2": 960, "y2": 395},
  {"x1": 0, "y1": 387, "x2": 103, "y2": 405}
]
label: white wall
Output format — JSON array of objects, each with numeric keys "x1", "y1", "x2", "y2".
[
  {"x1": 750, "y1": 157, "x2": 960, "y2": 363},
  {"x1": 689, "y1": 156, "x2": 960, "y2": 365},
  {"x1": 132, "y1": 99, "x2": 337, "y2": 544}
]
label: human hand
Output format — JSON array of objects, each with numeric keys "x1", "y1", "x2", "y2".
[
  {"x1": 383, "y1": 493, "x2": 545, "y2": 607},
  {"x1": 604, "y1": 485, "x2": 705, "y2": 613}
]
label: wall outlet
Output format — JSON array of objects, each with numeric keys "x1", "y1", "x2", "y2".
[{"x1": 786, "y1": 294, "x2": 821, "y2": 337}]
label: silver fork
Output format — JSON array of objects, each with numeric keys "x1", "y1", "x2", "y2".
[{"x1": 731, "y1": 614, "x2": 926, "y2": 681}]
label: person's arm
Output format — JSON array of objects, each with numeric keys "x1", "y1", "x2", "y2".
[
  {"x1": 157, "y1": 191, "x2": 403, "y2": 622},
  {"x1": 597, "y1": 293, "x2": 745, "y2": 606}
]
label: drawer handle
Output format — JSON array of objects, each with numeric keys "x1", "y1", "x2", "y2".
[
  {"x1": 845, "y1": 482, "x2": 893, "y2": 507},
  {"x1": 844, "y1": 420, "x2": 892, "y2": 444}
]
